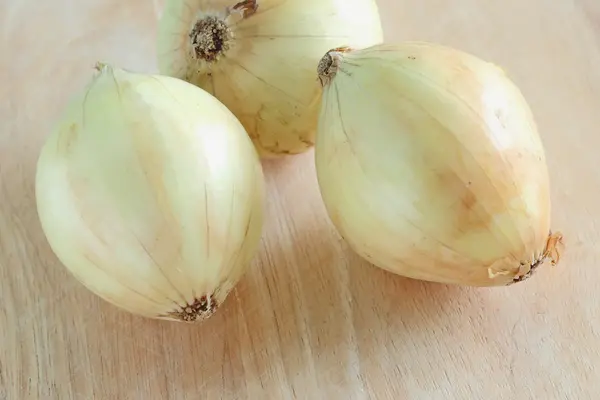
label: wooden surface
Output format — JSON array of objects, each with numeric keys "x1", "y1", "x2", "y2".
[{"x1": 1, "y1": 0, "x2": 599, "y2": 399}]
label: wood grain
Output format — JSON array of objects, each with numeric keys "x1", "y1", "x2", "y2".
[{"x1": 1, "y1": 0, "x2": 599, "y2": 399}]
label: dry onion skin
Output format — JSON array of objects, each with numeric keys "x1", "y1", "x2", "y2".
[
  {"x1": 156, "y1": 0, "x2": 383, "y2": 157},
  {"x1": 35, "y1": 63, "x2": 265, "y2": 322},
  {"x1": 314, "y1": 42, "x2": 563, "y2": 287}
]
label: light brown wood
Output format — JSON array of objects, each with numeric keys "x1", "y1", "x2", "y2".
[{"x1": 1, "y1": 0, "x2": 599, "y2": 398}]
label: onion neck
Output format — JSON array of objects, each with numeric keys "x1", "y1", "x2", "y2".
[{"x1": 317, "y1": 46, "x2": 354, "y2": 87}]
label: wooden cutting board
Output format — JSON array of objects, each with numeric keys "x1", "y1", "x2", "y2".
[{"x1": 1, "y1": 0, "x2": 599, "y2": 398}]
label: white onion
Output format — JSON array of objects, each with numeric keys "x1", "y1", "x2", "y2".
[
  {"x1": 314, "y1": 42, "x2": 563, "y2": 287},
  {"x1": 35, "y1": 64, "x2": 265, "y2": 321},
  {"x1": 157, "y1": 0, "x2": 383, "y2": 157}
]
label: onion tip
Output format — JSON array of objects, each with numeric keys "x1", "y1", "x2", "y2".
[
  {"x1": 159, "y1": 294, "x2": 220, "y2": 323},
  {"x1": 189, "y1": 16, "x2": 234, "y2": 63},
  {"x1": 93, "y1": 61, "x2": 110, "y2": 73},
  {"x1": 229, "y1": 0, "x2": 259, "y2": 19},
  {"x1": 317, "y1": 46, "x2": 354, "y2": 87},
  {"x1": 544, "y1": 231, "x2": 564, "y2": 267},
  {"x1": 508, "y1": 231, "x2": 565, "y2": 285}
]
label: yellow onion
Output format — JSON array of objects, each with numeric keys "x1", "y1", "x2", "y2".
[
  {"x1": 35, "y1": 63, "x2": 265, "y2": 321},
  {"x1": 156, "y1": 0, "x2": 383, "y2": 157},
  {"x1": 314, "y1": 42, "x2": 563, "y2": 287}
]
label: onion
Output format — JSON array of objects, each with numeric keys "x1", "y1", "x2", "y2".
[
  {"x1": 35, "y1": 63, "x2": 265, "y2": 322},
  {"x1": 156, "y1": 0, "x2": 383, "y2": 157},
  {"x1": 314, "y1": 42, "x2": 563, "y2": 287}
]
